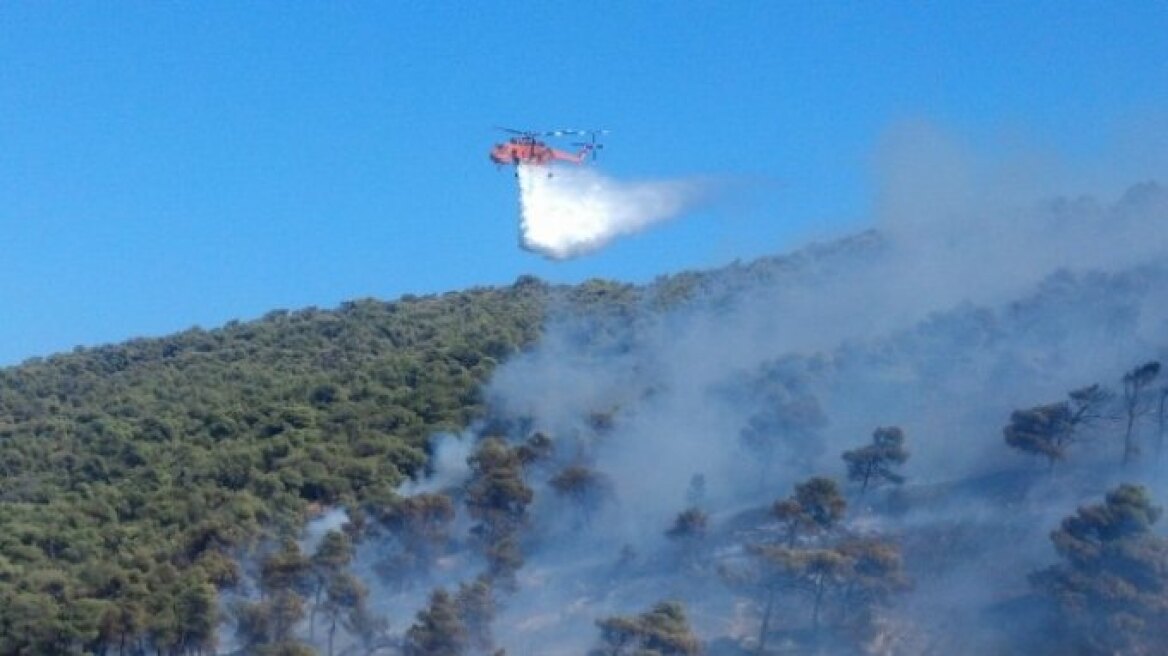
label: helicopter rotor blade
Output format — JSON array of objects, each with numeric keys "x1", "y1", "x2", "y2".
[{"x1": 497, "y1": 126, "x2": 536, "y2": 136}]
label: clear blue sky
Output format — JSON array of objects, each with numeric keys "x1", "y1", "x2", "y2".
[{"x1": 2, "y1": 2, "x2": 1166, "y2": 365}]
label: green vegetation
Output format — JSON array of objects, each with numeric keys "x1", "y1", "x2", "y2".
[
  {"x1": 0, "y1": 285, "x2": 552, "y2": 654},
  {"x1": 1, "y1": 231, "x2": 1165, "y2": 654}
]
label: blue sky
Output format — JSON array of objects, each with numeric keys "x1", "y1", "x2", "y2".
[{"x1": 2, "y1": 2, "x2": 1166, "y2": 365}]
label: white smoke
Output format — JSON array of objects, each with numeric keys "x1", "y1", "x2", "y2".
[
  {"x1": 517, "y1": 164, "x2": 709, "y2": 259},
  {"x1": 397, "y1": 431, "x2": 475, "y2": 496}
]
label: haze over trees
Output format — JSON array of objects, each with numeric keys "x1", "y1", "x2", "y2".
[
  {"x1": 1031, "y1": 484, "x2": 1168, "y2": 654},
  {"x1": 1, "y1": 183, "x2": 1168, "y2": 655}
]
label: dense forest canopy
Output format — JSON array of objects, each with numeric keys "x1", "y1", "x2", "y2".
[{"x1": 0, "y1": 283, "x2": 557, "y2": 653}]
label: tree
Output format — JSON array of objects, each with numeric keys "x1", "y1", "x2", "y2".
[
  {"x1": 773, "y1": 477, "x2": 846, "y2": 547},
  {"x1": 515, "y1": 432, "x2": 554, "y2": 466},
  {"x1": 0, "y1": 285, "x2": 545, "y2": 653},
  {"x1": 404, "y1": 589, "x2": 468, "y2": 656},
  {"x1": 0, "y1": 591, "x2": 67, "y2": 655},
  {"x1": 841, "y1": 426, "x2": 909, "y2": 492},
  {"x1": 1031, "y1": 484, "x2": 1168, "y2": 654},
  {"x1": 1157, "y1": 385, "x2": 1168, "y2": 457},
  {"x1": 685, "y1": 473, "x2": 707, "y2": 508},
  {"x1": 320, "y1": 572, "x2": 367, "y2": 656},
  {"x1": 719, "y1": 549, "x2": 784, "y2": 654},
  {"x1": 834, "y1": 537, "x2": 911, "y2": 629},
  {"x1": 375, "y1": 493, "x2": 455, "y2": 587},
  {"x1": 772, "y1": 546, "x2": 850, "y2": 631},
  {"x1": 260, "y1": 539, "x2": 313, "y2": 600},
  {"x1": 737, "y1": 538, "x2": 908, "y2": 642},
  {"x1": 234, "y1": 539, "x2": 314, "y2": 650},
  {"x1": 234, "y1": 599, "x2": 273, "y2": 651},
  {"x1": 591, "y1": 600, "x2": 702, "y2": 656},
  {"x1": 1067, "y1": 383, "x2": 1111, "y2": 426},
  {"x1": 174, "y1": 576, "x2": 218, "y2": 654},
  {"x1": 1003, "y1": 403, "x2": 1074, "y2": 468},
  {"x1": 465, "y1": 438, "x2": 534, "y2": 588},
  {"x1": 309, "y1": 530, "x2": 354, "y2": 641},
  {"x1": 1004, "y1": 384, "x2": 1112, "y2": 468},
  {"x1": 666, "y1": 507, "x2": 709, "y2": 568},
  {"x1": 1121, "y1": 361, "x2": 1161, "y2": 464},
  {"x1": 465, "y1": 439, "x2": 533, "y2": 537},
  {"x1": 549, "y1": 465, "x2": 612, "y2": 527},
  {"x1": 455, "y1": 576, "x2": 497, "y2": 654},
  {"x1": 739, "y1": 362, "x2": 827, "y2": 487}
]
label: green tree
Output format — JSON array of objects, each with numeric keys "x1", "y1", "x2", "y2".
[
  {"x1": 465, "y1": 438, "x2": 533, "y2": 588},
  {"x1": 309, "y1": 530, "x2": 354, "y2": 642},
  {"x1": 233, "y1": 539, "x2": 314, "y2": 651},
  {"x1": 320, "y1": 572, "x2": 368, "y2": 656},
  {"x1": 174, "y1": 576, "x2": 218, "y2": 654}
]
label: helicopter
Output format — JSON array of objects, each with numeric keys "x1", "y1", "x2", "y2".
[{"x1": 489, "y1": 127, "x2": 608, "y2": 168}]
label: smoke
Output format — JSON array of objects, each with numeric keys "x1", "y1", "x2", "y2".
[
  {"x1": 473, "y1": 124, "x2": 1168, "y2": 653},
  {"x1": 399, "y1": 431, "x2": 475, "y2": 496},
  {"x1": 244, "y1": 123, "x2": 1168, "y2": 654},
  {"x1": 516, "y1": 164, "x2": 711, "y2": 259}
]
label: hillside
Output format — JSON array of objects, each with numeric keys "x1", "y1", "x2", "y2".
[
  {"x1": 0, "y1": 283, "x2": 555, "y2": 652},
  {"x1": 0, "y1": 251, "x2": 828, "y2": 654},
  {"x1": 2, "y1": 180, "x2": 1168, "y2": 656},
  {"x1": 0, "y1": 231, "x2": 897, "y2": 655}
]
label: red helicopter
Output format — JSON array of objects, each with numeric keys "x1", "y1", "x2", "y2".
[{"x1": 489, "y1": 127, "x2": 607, "y2": 167}]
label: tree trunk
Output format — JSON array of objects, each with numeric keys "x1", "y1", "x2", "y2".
[
  {"x1": 328, "y1": 616, "x2": 338, "y2": 656},
  {"x1": 310, "y1": 581, "x2": 322, "y2": 642},
  {"x1": 757, "y1": 586, "x2": 776, "y2": 655},
  {"x1": 1157, "y1": 393, "x2": 1166, "y2": 458},
  {"x1": 1124, "y1": 412, "x2": 1137, "y2": 465},
  {"x1": 812, "y1": 578, "x2": 825, "y2": 632}
]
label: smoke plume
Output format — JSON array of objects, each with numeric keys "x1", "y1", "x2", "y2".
[
  {"x1": 247, "y1": 123, "x2": 1168, "y2": 655},
  {"x1": 516, "y1": 164, "x2": 710, "y2": 259}
]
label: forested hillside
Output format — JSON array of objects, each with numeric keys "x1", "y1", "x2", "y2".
[
  {"x1": 0, "y1": 258, "x2": 761, "y2": 654},
  {"x1": 0, "y1": 232, "x2": 807, "y2": 654},
  {"x1": 0, "y1": 281, "x2": 567, "y2": 653},
  {"x1": 3, "y1": 183, "x2": 1168, "y2": 656}
]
